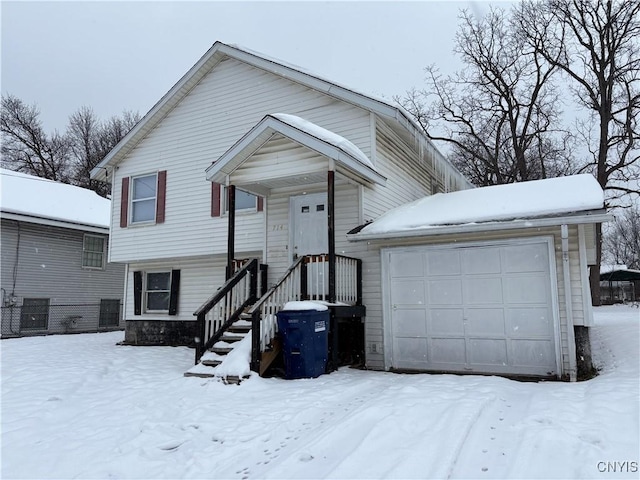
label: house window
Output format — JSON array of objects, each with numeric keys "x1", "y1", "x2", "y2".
[
  {"x1": 225, "y1": 187, "x2": 257, "y2": 212},
  {"x1": 82, "y1": 234, "x2": 105, "y2": 269},
  {"x1": 131, "y1": 174, "x2": 157, "y2": 223},
  {"x1": 145, "y1": 271, "x2": 172, "y2": 312},
  {"x1": 99, "y1": 299, "x2": 121, "y2": 327},
  {"x1": 133, "y1": 270, "x2": 180, "y2": 316},
  {"x1": 20, "y1": 298, "x2": 49, "y2": 330}
]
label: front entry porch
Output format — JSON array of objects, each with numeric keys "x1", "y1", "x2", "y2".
[
  {"x1": 187, "y1": 253, "x2": 364, "y2": 381},
  {"x1": 187, "y1": 113, "x2": 383, "y2": 381}
]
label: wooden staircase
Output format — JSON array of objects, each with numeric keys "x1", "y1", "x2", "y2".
[
  {"x1": 185, "y1": 254, "x2": 362, "y2": 383},
  {"x1": 184, "y1": 315, "x2": 253, "y2": 382}
]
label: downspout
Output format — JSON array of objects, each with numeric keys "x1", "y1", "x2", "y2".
[{"x1": 561, "y1": 225, "x2": 577, "y2": 382}]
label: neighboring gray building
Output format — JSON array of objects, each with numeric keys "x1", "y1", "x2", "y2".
[{"x1": 1, "y1": 169, "x2": 125, "y2": 338}]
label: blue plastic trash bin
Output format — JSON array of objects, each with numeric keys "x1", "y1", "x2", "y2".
[{"x1": 277, "y1": 306, "x2": 330, "y2": 379}]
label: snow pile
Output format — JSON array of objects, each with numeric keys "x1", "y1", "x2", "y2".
[
  {"x1": 1, "y1": 306, "x2": 638, "y2": 479},
  {"x1": 0, "y1": 168, "x2": 111, "y2": 228},
  {"x1": 282, "y1": 301, "x2": 329, "y2": 311},
  {"x1": 212, "y1": 332, "x2": 253, "y2": 378},
  {"x1": 361, "y1": 174, "x2": 604, "y2": 235},
  {"x1": 271, "y1": 113, "x2": 376, "y2": 170}
]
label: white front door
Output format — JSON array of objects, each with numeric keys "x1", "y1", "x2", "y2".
[{"x1": 291, "y1": 193, "x2": 328, "y2": 257}]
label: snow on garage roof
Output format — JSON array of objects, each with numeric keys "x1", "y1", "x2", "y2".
[
  {"x1": 0, "y1": 169, "x2": 111, "y2": 231},
  {"x1": 352, "y1": 174, "x2": 607, "y2": 239}
]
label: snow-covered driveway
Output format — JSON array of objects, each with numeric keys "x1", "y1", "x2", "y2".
[{"x1": 2, "y1": 306, "x2": 638, "y2": 479}]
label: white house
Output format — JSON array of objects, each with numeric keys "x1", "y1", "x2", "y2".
[{"x1": 90, "y1": 42, "x2": 607, "y2": 381}]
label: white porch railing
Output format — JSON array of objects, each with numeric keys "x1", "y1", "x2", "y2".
[
  {"x1": 303, "y1": 254, "x2": 361, "y2": 304},
  {"x1": 193, "y1": 259, "x2": 258, "y2": 363},
  {"x1": 248, "y1": 254, "x2": 361, "y2": 373},
  {"x1": 335, "y1": 255, "x2": 360, "y2": 305}
]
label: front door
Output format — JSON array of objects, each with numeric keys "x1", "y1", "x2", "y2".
[{"x1": 291, "y1": 192, "x2": 328, "y2": 257}]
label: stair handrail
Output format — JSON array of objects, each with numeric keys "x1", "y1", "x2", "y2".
[
  {"x1": 193, "y1": 258, "x2": 258, "y2": 363},
  {"x1": 247, "y1": 256, "x2": 306, "y2": 372}
]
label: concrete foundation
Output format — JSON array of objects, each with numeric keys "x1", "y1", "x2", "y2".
[{"x1": 123, "y1": 320, "x2": 197, "y2": 347}]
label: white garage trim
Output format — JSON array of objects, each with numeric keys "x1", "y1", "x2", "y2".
[{"x1": 381, "y1": 236, "x2": 562, "y2": 378}]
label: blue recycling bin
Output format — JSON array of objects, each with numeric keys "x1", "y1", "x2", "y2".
[{"x1": 277, "y1": 306, "x2": 330, "y2": 379}]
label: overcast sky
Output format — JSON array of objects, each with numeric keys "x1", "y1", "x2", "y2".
[{"x1": 1, "y1": 1, "x2": 507, "y2": 133}]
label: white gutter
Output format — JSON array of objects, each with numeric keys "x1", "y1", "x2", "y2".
[
  {"x1": 347, "y1": 212, "x2": 613, "y2": 242},
  {"x1": 561, "y1": 224, "x2": 578, "y2": 382}
]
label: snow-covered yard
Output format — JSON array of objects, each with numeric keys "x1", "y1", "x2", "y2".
[{"x1": 2, "y1": 306, "x2": 638, "y2": 479}]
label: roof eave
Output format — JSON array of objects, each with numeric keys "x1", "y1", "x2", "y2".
[
  {"x1": 91, "y1": 42, "x2": 230, "y2": 182},
  {"x1": 89, "y1": 41, "x2": 444, "y2": 184},
  {"x1": 1, "y1": 210, "x2": 110, "y2": 234},
  {"x1": 347, "y1": 210, "x2": 613, "y2": 242}
]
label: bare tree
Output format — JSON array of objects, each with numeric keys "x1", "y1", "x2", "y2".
[
  {"x1": 517, "y1": 0, "x2": 640, "y2": 303},
  {"x1": 397, "y1": 8, "x2": 574, "y2": 187},
  {"x1": 603, "y1": 206, "x2": 640, "y2": 270},
  {"x1": 1, "y1": 94, "x2": 71, "y2": 181},
  {"x1": 67, "y1": 107, "x2": 139, "y2": 197},
  {"x1": 2, "y1": 95, "x2": 140, "y2": 197},
  {"x1": 68, "y1": 106, "x2": 103, "y2": 190}
]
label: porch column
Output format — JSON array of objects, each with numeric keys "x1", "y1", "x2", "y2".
[
  {"x1": 226, "y1": 184, "x2": 236, "y2": 280},
  {"x1": 328, "y1": 170, "x2": 336, "y2": 303}
]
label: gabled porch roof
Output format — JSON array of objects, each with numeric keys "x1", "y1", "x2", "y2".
[{"x1": 205, "y1": 114, "x2": 387, "y2": 192}]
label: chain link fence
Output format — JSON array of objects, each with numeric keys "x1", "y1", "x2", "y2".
[{"x1": 1, "y1": 302, "x2": 123, "y2": 338}]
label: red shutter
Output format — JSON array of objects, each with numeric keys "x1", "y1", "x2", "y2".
[
  {"x1": 120, "y1": 177, "x2": 129, "y2": 228},
  {"x1": 211, "y1": 183, "x2": 221, "y2": 217},
  {"x1": 257, "y1": 196, "x2": 264, "y2": 212},
  {"x1": 156, "y1": 170, "x2": 167, "y2": 223}
]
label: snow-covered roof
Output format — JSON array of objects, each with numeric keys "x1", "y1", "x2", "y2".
[
  {"x1": 272, "y1": 114, "x2": 374, "y2": 170},
  {"x1": 205, "y1": 114, "x2": 386, "y2": 187},
  {"x1": 601, "y1": 264, "x2": 628, "y2": 275},
  {"x1": 0, "y1": 169, "x2": 111, "y2": 232},
  {"x1": 90, "y1": 41, "x2": 468, "y2": 191},
  {"x1": 350, "y1": 174, "x2": 609, "y2": 240}
]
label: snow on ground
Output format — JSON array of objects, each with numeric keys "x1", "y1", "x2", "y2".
[{"x1": 1, "y1": 306, "x2": 638, "y2": 479}]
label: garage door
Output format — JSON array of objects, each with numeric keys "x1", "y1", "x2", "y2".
[{"x1": 385, "y1": 240, "x2": 560, "y2": 377}]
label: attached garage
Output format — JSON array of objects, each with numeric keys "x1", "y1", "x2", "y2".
[
  {"x1": 348, "y1": 175, "x2": 611, "y2": 381},
  {"x1": 383, "y1": 238, "x2": 560, "y2": 377}
]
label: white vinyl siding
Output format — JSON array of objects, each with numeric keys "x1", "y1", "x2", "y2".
[
  {"x1": 124, "y1": 257, "x2": 227, "y2": 321},
  {"x1": 264, "y1": 180, "x2": 360, "y2": 287},
  {"x1": 110, "y1": 58, "x2": 371, "y2": 263},
  {"x1": 363, "y1": 119, "x2": 440, "y2": 223}
]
